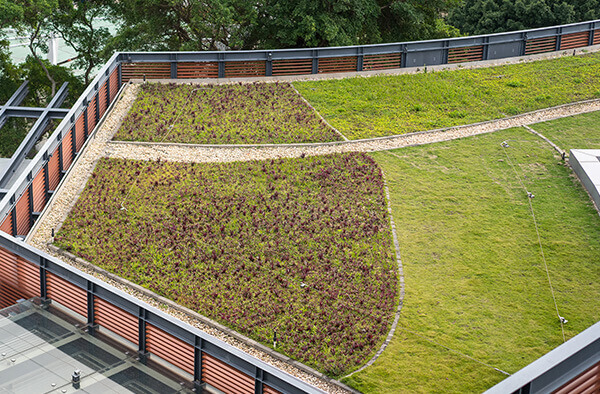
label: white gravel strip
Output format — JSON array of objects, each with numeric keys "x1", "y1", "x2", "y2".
[
  {"x1": 26, "y1": 83, "x2": 353, "y2": 394},
  {"x1": 106, "y1": 98, "x2": 600, "y2": 163}
]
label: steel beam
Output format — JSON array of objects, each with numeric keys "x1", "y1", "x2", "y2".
[
  {"x1": 0, "y1": 83, "x2": 69, "y2": 189},
  {"x1": 0, "y1": 81, "x2": 29, "y2": 129}
]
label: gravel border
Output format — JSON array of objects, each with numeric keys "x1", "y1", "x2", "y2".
[{"x1": 105, "y1": 98, "x2": 600, "y2": 163}]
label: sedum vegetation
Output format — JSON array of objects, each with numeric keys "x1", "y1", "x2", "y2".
[
  {"x1": 114, "y1": 82, "x2": 342, "y2": 144},
  {"x1": 55, "y1": 153, "x2": 399, "y2": 376}
]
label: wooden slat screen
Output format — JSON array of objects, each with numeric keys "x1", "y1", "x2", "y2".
[
  {"x1": 75, "y1": 114, "x2": 85, "y2": 152},
  {"x1": 46, "y1": 272, "x2": 87, "y2": 317},
  {"x1": 94, "y1": 296, "x2": 138, "y2": 345},
  {"x1": 14, "y1": 190, "x2": 31, "y2": 236},
  {"x1": 594, "y1": 29, "x2": 600, "y2": 46},
  {"x1": 272, "y1": 59, "x2": 313, "y2": 76},
  {"x1": 263, "y1": 384, "x2": 282, "y2": 394},
  {"x1": 146, "y1": 323, "x2": 195, "y2": 375},
  {"x1": 98, "y1": 81, "x2": 108, "y2": 118},
  {"x1": 0, "y1": 211, "x2": 13, "y2": 235},
  {"x1": 225, "y1": 61, "x2": 266, "y2": 78},
  {"x1": 560, "y1": 31, "x2": 590, "y2": 50},
  {"x1": 318, "y1": 56, "x2": 357, "y2": 73},
  {"x1": 202, "y1": 352, "x2": 254, "y2": 394},
  {"x1": 177, "y1": 62, "x2": 219, "y2": 79},
  {"x1": 448, "y1": 46, "x2": 484, "y2": 63},
  {"x1": 109, "y1": 66, "x2": 119, "y2": 101},
  {"x1": 554, "y1": 361, "x2": 600, "y2": 394},
  {"x1": 31, "y1": 168, "x2": 46, "y2": 212},
  {"x1": 87, "y1": 96, "x2": 97, "y2": 133},
  {"x1": 121, "y1": 63, "x2": 171, "y2": 82},
  {"x1": 48, "y1": 147, "x2": 61, "y2": 191},
  {"x1": 0, "y1": 247, "x2": 39, "y2": 309},
  {"x1": 363, "y1": 53, "x2": 402, "y2": 70},
  {"x1": 61, "y1": 131, "x2": 74, "y2": 170},
  {"x1": 525, "y1": 36, "x2": 557, "y2": 55}
]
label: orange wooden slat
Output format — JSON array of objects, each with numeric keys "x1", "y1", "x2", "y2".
[
  {"x1": 98, "y1": 81, "x2": 108, "y2": 118},
  {"x1": 75, "y1": 114, "x2": 85, "y2": 152},
  {"x1": 109, "y1": 67, "x2": 119, "y2": 101},
  {"x1": 263, "y1": 384, "x2": 282, "y2": 394},
  {"x1": 202, "y1": 352, "x2": 254, "y2": 394},
  {"x1": 594, "y1": 30, "x2": 600, "y2": 46},
  {"x1": 46, "y1": 272, "x2": 87, "y2": 317},
  {"x1": 272, "y1": 59, "x2": 312, "y2": 76},
  {"x1": 177, "y1": 62, "x2": 219, "y2": 78},
  {"x1": 121, "y1": 63, "x2": 170, "y2": 82},
  {"x1": 318, "y1": 56, "x2": 357, "y2": 73},
  {"x1": 448, "y1": 46, "x2": 484, "y2": 63},
  {"x1": 31, "y1": 168, "x2": 46, "y2": 212},
  {"x1": 0, "y1": 247, "x2": 39, "y2": 308},
  {"x1": 14, "y1": 190, "x2": 31, "y2": 236},
  {"x1": 48, "y1": 147, "x2": 61, "y2": 191},
  {"x1": 560, "y1": 32, "x2": 590, "y2": 50},
  {"x1": 525, "y1": 37, "x2": 557, "y2": 55},
  {"x1": 146, "y1": 323, "x2": 194, "y2": 375},
  {"x1": 0, "y1": 211, "x2": 13, "y2": 235},
  {"x1": 87, "y1": 96, "x2": 97, "y2": 132},
  {"x1": 94, "y1": 296, "x2": 138, "y2": 344},
  {"x1": 224, "y1": 61, "x2": 266, "y2": 78},
  {"x1": 61, "y1": 131, "x2": 74, "y2": 169},
  {"x1": 363, "y1": 53, "x2": 401, "y2": 70},
  {"x1": 554, "y1": 362, "x2": 600, "y2": 394}
]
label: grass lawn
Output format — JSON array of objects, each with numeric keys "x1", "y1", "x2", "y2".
[
  {"x1": 54, "y1": 153, "x2": 398, "y2": 376},
  {"x1": 295, "y1": 52, "x2": 600, "y2": 140},
  {"x1": 114, "y1": 82, "x2": 342, "y2": 144},
  {"x1": 342, "y1": 127, "x2": 600, "y2": 392},
  {"x1": 529, "y1": 110, "x2": 600, "y2": 153}
]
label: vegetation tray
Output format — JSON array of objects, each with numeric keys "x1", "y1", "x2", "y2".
[
  {"x1": 114, "y1": 82, "x2": 343, "y2": 145},
  {"x1": 55, "y1": 152, "x2": 398, "y2": 376}
]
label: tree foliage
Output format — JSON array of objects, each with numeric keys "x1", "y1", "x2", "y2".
[{"x1": 448, "y1": 0, "x2": 600, "y2": 35}]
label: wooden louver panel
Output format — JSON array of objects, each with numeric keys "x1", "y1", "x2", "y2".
[
  {"x1": 594, "y1": 30, "x2": 600, "y2": 46},
  {"x1": 146, "y1": 323, "x2": 195, "y2": 375},
  {"x1": 554, "y1": 361, "x2": 600, "y2": 394},
  {"x1": 109, "y1": 66, "x2": 119, "y2": 101},
  {"x1": 47, "y1": 147, "x2": 61, "y2": 191},
  {"x1": 177, "y1": 62, "x2": 219, "y2": 78},
  {"x1": 0, "y1": 247, "x2": 39, "y2": 309},
  {"x1": 525, "y1": 36, "x2": 557, "y2": 55},
  {"x1": 263, "y1": 385, "x2": 282, "y2": 394},
  {"x1": 448, "y1": 46, "x2": 484, "y2": 63},
  {"x1": 46, "y1": 272, "x2": 87, "y2": 317},
  {"x1": 61, "y1": 131, "x2": 74, "y2": 170},
  {"x1": 14, "y1": 190, "x2": 31, "y2": 236},
  {"x1": 121, "y1": 63, "x2": 170, "y2": 82},
  {"x1": 225, "y1": 61, "x2": 266, "y2": 78},
  {"x1": 87, "y1": 96, "x2": 97, "y2": 133},
  {"x1": 98, "y1": 81, "x2": 108, "y2": 118},
  {"x1": 94, "y1": 296, "x2": 138, "y2": 345},
  {"x1": 0, "y1": 211, "x2": 13, "y2": 235},
  {"x1": 202, "y1": 352, "x2": 254, "y2": 394},
  {"x1": 363, "y1": 53, "x2": 402, "y2": 70},
  {"x1": 560, "y1": 31, "x2": 590, "y2": 50},
  {"x1": 31, "y1": 168, "x2": 46, "y2": 213},
  {"x1": 272, "y1": 59, "x2": 313, "y2": 76},
  {"x1": 75, "y1": 114, "x2": 85, "y2": 152},
  {"x1": 318, "y1": 56, "x2": 357, "y2": 73}
]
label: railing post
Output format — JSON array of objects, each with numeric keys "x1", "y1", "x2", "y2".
[
  {"x1": 118, "y1": 62, "x2": 122, "y2": 87},
  {"x1": 87, "y1": 280, "x2": 96, "y2": 335},
  {"x1": 483, "y1": 36, "x2": 490, "y2": 60},
  {"x1": 70, "y1": 117, "x2": 77, "y2": 157},
  {"x1": 43, "y1": 160, "x2": 50, "y2": 201},
  {"x1": 266, "y1": 52, "x2": 273, "y2": 77},
  {"x1": 401, "y1": 45, "x2": 407, "y2": 68},
  {"x1": 138, "y1": 307, "x2": 148, "y2": 362},
  {"x1": 9, "y1": 204, "x2": 16, "y2": 236},
  {"x1": 357, "y1": 47, "x2": 364, "y2": 72},
  {"x1": 255, "y1": 367, "x2": 264, "y2": 394},
  {"x1": 556, "y1": 27, "x2": 562, "y2": 51},
  {"x1": 170, "y1": 53, "x2": 177, "y2": 79},
  {"x1": 58, "y1": 140, "x2": 64, "y2": 175},
  {"x1": 218, "y1": 53, "x2": 225, "y2": 78},
  {"x1": 27, "y1": 181, "x2": 33, "y2": 230},
  {"x1": 521, "y1": 32, "x2": 527, "y2": 56},
  {"x1": 312, "y1": 49, "x2": 318, "y2": 74},
  {"x1": 39, "y1": 257, "x2": 48, "y2": 300},
  {"x1": 589, "y1": 22, "x2": 595, "y2": 46},
  {"x1": 83, "y1": 99, "x2": 89, "y2": 140},
  {"x1": 104, "y1": 76, "x2": 110, "y2": 110},
  {"x1": 94, "y1": 88, "x2": 100, "y2": 123},
  {"x1": 443, "y1": 40, "x2": 449, "y2": 64},
  {"x1": 194, "y1": 336, "x2": 203, "y2": 388}
]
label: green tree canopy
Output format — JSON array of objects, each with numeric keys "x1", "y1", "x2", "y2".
[{"x1": 448, "y1": 0, "x2": 600, "y2": 35}]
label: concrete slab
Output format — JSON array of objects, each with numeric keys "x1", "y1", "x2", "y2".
[{"x1": 570, "y1": 149, "x2": 600, "y2": 211}]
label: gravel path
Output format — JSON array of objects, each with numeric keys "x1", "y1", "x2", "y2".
[{"x1": 105, "y1": 98, "x2": 600, "y2": 163}]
